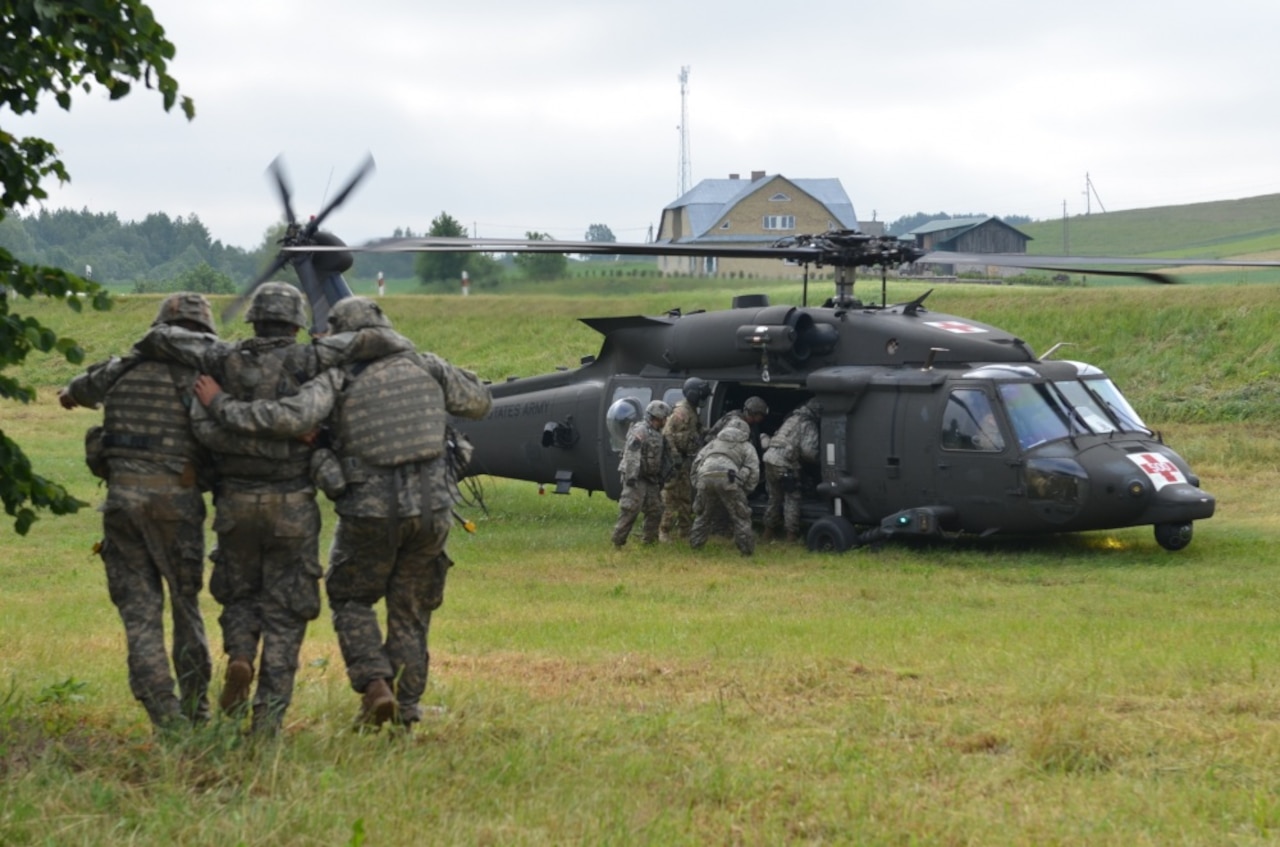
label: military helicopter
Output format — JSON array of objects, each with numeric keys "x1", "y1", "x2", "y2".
[{"x1": 257, "y1": 162, "x2": 1269, "y2": 552}]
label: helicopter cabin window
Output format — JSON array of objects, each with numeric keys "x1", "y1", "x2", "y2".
[
  {"x1": 605, "y1": 388, "x2": 652, "y2": 452},
  {"x1": 763, "y1": 215, "x2": 795, "y2": 231},
  {"x1": 941, "y1": 389, "x2": 1005, "y2": 452}
]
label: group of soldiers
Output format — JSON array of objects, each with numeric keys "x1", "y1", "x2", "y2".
[
  {"x1": 611, "y1": 379, "x2": 822, "y2": 557},
  {"x1": 60, "y1": 285, "x2": 492, "y2": 735}
]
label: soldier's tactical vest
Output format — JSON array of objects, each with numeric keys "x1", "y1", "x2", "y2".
[
  {"x1": 215, "y1": 341, "x2": 314, "y2": 481},
  {"x1": 102, "y1": 359, "x2": 201, "y2": 464},
  {"x1": 336, "y1": 352, "x2": 445, "y2": 468}
]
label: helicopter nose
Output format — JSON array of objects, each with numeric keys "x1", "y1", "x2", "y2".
[{"x1": 1138, "y1": 482, "x2": 1216, "y2": 525}]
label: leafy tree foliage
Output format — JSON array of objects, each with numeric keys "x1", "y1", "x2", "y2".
[
  {"x1": 1, "y1": 208, "x2": 259, "y2": 284},
  {"x1": 583, "y1": 222, "x2": 617, "y2": 262},
  {"x1": 133, "y1": 262, "x2": 235, "y2": 294},
  {"x1": 414, "y1": 212, "x2": 473, "y2": 286},
  {"x1": 513, "y1": 232, "x2": 568, "y2": 281},
  {"x1": 1, "y1": 0, "x2": 192, "y2": 534}
]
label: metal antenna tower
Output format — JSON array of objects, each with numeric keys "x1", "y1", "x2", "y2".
[{"x1": 677, "y1": 66, "x2": 692, "y2": 197}]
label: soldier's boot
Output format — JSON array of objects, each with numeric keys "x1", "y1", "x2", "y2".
[
  {"x1": 658, "y1": 529, "x2": 671, "y2": 543},
  {"x1": 762, "y1": 526, "x2": 776, "y2": 543},
  {"x1": 219, "y1": 657, "x2": 254, "y2": 716},
  {"x1": 785, "y1": 530, "x2": 801, "y2": 544},
  {"x1": 358, "y1": 678, "x2": 397, "y2": 729}
]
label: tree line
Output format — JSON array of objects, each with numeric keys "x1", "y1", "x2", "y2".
[{"x1": 0, "y1": 207, "x2": 623, "y2": 292}]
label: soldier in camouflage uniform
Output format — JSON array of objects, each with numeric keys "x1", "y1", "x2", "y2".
[
  {"x1": 689, "y1": 417, "x2": 760, "y2": 556},
  {"x1": 612, "y1": 400, "x2": 670, "y2": 548},
  {"x1": 658, "y1": 378, "x2": 709, "y2": 543},
  {"x1": 762, "y1": 398, "x2": 823, "y2": 543},
  {"x1": 195, "y1": 283, "x2": 324, "y2": 734},
  {"x1": 58, "y1": 293, "x2": 216, "y2": 730},
  {"x1": 191, "y1": 297, "x2": 492, "y2": 730}
]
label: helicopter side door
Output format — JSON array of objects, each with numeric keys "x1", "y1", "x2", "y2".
[{"x1": 934, "y1": 384, "x2": 1022, "y2": 531}]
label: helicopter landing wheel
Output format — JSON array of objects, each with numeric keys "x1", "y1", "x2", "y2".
[
  {"x1": 806, "y1": 517, "x2": 859, "y2": 553},
  {"x1": 1154, "y1": 521, "x2": 1194, "y2": 551}
]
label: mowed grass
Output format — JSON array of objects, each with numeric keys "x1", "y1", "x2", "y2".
[{"x1": 3, "y1": 286, "x2": 1280, "y2": 845}]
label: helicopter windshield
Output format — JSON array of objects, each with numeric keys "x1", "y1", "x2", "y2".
[{"x1": 997, "y1": 378, "x2": 1150, "y2": 450}]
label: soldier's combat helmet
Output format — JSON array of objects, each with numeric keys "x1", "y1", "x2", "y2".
[
  {"x1": 245, "y1": 281, "x2": 309, "y2": 328},
  {"x1": 645, "y1": 400, "x2": 672, "y2": 422},
  {"x1": 682, "y1": 377, "x2": 711, "y2": 407},
  {"x1": 153, "y1": 292, "x2": 216, "y2": 334},
  {"x1": 743, "y1": 396, "x2": 769, "y2": 417},
  {"x1": 327, "y1": 296, "x2": 392, "y2": 333}
]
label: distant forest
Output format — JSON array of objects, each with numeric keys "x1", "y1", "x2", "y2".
[
  {"x1": 0, "y1": 208, "x2": 415, "y2": 289},
  {"x1": 0, "y1": 207, "x2": 1033, "y2": 289}
]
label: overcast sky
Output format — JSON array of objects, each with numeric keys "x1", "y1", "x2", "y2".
[{"x1": 10, "y1": 0, "x2": 1280, "y2": 250}]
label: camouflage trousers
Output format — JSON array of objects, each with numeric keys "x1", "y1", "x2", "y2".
[
  {"x1": 690, "y1": 475, "x2": 755, "y2": 556},
  {"x1": 764, "y1": 464, "x2": 804, "y2": 536},
  {"x1": 210, "y1": 487, "x2": 321, "y2": 728},
  {"x1": 99, "y1": 484, "x2": 211, "y2": 727},
  {"x1": 326, "y1": 508, "x2": 453, "y2": 725},
  {"x1": 612, "y1": 478, "x2": 663, "y2": 546},
  {"x1": 659, "y1": 466, "x2": 695, "y2": 538}
]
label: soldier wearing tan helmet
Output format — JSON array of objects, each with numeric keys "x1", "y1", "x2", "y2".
[
  {"x1": 612, "y1": 399, "x2": 671, "y2": 548},
  {"x1": 59, "y1": 292, "x2": 219, "y2": 731}
]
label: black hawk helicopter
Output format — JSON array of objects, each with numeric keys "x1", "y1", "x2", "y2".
[{"x1": 252, "y1": 159, "x2": 1269, "y2": 553}]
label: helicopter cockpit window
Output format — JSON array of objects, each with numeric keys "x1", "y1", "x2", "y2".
[
  {"x1": 998, "y1": 382, "x2": 1072, "y2": 450},
  {"x1": 606, "y1": 388, "x2": 651, "y2": 452},
  {"x1": 942, "y1": 389, "x2": 1006, "y2": 452},
  {"x1": 1083, "y1": 378, "x2": 1150, "y2": 433}
]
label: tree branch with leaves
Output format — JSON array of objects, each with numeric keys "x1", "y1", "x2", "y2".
[{"x1": 1, "y1": 0, "x2": 193, "y2": 534}]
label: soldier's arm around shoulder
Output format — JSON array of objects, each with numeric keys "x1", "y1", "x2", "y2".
[
  {"x1": 205, "y1": 368, "x2": 344, "y2": 437},
  {"x1": 60, "y1": 355, "x2": 135, "y2": 409},
  {"x1": 132, "y1": 324, "x2": 227, "y2": 371},
  {"x1": 419, "y1": 351, "x2": 493, "y2": 420},
  {"x1": 313, "y1": 327, "x2": 415, "y2": 370}
]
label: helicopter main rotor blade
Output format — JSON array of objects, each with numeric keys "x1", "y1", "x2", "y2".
[
  {"x1": 267, "y1": 155, "x2": 298, "y2": 228},
  {"x1": 222, "y1": 252, "x2": 293, "y2": 324},
  {"x1": 305, "y1": 154, "x2": 375, "y2": 238}
]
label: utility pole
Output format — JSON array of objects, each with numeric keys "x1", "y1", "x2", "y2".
[
  {"x1": 1062, "y1": 199, "x2": 1069, "y2": 254},
  {"x1": 677, "y1": 66, "x2": 692, "y2": 198},
  {"x1": 1084, "y1": 172, "x2": 1106, "y2": 215}
]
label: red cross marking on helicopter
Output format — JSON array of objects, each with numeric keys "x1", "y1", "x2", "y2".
[
  {"x1": 925, "y1": 320, "x2": 987, "y2": 334},
  {"x1": 1129, "y1": 452, "x2": 1185, "y2": 487}
]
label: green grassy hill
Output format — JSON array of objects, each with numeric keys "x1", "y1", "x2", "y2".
[{"x1": 1019, "y1": 193, "x2": 1280, "y2": 259}]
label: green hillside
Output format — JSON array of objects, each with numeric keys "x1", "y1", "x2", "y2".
[{"x1": 1019, "y1": 193, "x2": 1280, "y2": 259}]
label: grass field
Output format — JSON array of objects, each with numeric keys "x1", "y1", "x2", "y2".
[{"x1": 2, "y1": 283, "x2": 1280, "y2": 845}]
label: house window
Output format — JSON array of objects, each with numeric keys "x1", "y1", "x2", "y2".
[
  {"x1": 719, "y1": 221, "x2": 731, "y2": 229},
  {"x1": 763, "y1": 215, "x2": 795, "y2": 231},
  {"x1": 703, "y1": 256, "x2": 718, "y2": 274},
  {"x1": 769, "y1": 193, "x2": 791, "y2": 202}
]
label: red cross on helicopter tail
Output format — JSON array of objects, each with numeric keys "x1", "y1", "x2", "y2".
[
  {"x1": 924, "y1": 320, "x2": 988, "y2": 334},
  {"x1": 1128, "y1": 452, "x2": 1186, "y2": 489}
]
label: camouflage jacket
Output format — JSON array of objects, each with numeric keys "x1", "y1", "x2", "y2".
[
  {"x1": 663, "y1": 399, "x2": 704, "y2": 466},
  {"x1": 692, "y1": 425, "x2": 759, "y2": 491},
  {"x1": 201, "y1": 329, "x2": 492, "y2": 517},
  {"x1": 618, "y1": 419, "x2": 667, "y2": 485},
  {"x1": 763, "y1": 407, "x2": 821, "y2": 470},
  {"x1": 63, "y1": 349, "x2": 207, "y2": 481}
]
